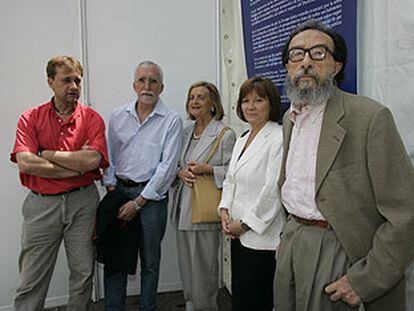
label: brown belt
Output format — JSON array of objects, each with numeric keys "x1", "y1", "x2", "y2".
[{"x1": 291, "y1": 214, "x2": 331, "y2": 229}]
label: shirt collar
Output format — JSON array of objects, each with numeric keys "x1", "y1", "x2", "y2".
[
  {"x1": 288, "y1": 101, "x2": 327, "y2": 123},
  {"x1": 125, "y1": 98, "x2": 167, "y2": 119},
  {"x1": 48, "y1": 98, "x2": 81, "y2": 121}
]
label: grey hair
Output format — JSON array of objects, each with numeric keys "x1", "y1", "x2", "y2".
[{"x1": 134, "y1": 60, "x2": 164, "y2": 84}]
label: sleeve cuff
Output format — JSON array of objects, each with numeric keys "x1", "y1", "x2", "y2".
[
  {"x1": 87, "y1": 145, "x2": 109, "y2": 168},
  {"x1": 243, "y1": 210, "x2": 267, "y2": 235},
  {"x1": 213, "y1": 166, "x2": 226, "y2": 188},
  {"x1": 140, "y1": 185, "x2": 162, "y2": 201}
]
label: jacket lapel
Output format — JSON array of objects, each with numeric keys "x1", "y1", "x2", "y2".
[
  {"x1": 190, "y1": 119, "x2": 220, "y2": 162},
  {"x1": 315, "y1": 89, "x2": 346, "y2": 195},
  {"x1": 180, "y1": 123, "x2": 195, "y2": 167},
  {"x1": 279, "y1": 114, "x2": 293, "y2": 188},
  {"x1": 235, "y1": 122, "x2": 273, "y2": 172}
]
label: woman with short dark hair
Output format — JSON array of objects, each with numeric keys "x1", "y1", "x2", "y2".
[{"x1": 219, "y1": 76, "x2": 284, "y2": 311}]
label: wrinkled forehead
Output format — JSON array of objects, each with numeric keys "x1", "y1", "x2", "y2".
[
  {"x1": 135, "y1": 64, "x2": 161, "y2": 80},
  {"x1": 289, "y1": 29, "x2": 335, "y2": 50},
  {"x1": 55, "y1": 65, "x2": 82, "y2": 77}
]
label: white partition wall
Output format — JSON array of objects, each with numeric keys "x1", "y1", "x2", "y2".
[{"x1": 0, "y1": 1, "x2": 218, "y2": 309}]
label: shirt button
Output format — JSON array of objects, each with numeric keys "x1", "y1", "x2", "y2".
[
  {"x1": 60, "y1": 148, "x2": 64, "y2": 151},
  {"x1": 60, "y1": 132, "x2": 64, "y2": 135},
  {"x1": 58, "y1": 119, "x2": 62, "y2": 122}
]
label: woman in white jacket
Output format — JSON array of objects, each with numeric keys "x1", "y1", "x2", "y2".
[{"x1": 219, "y1": 77, "x2": 283, "y2": 311}]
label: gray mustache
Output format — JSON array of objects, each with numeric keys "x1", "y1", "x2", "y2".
[{"x1": 294, "y1": 68, "x2": 320, "y2": 84}]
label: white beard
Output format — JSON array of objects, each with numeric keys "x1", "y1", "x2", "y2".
[{"x1": 285, "y1": 71, "x2": 336, "y2": 105}]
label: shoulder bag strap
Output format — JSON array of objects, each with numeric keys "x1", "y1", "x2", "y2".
[{"x1": 205, "y1": 127, "x2": 229, "y2": 164}]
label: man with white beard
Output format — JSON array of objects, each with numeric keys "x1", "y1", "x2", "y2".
[{"x1": 274, "y1": 20, "x2": 414, "y2": 311}]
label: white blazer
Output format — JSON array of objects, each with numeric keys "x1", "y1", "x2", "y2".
[{"x1": 219, "y1": 121, "x2": 284, "y2": 250}]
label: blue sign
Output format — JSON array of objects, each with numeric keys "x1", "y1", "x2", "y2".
[{"x1": 241, "y1": 0, "x2": 357, "y2": 112}]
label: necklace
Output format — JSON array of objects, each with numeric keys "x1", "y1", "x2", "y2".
[
  {"x1": 54, "y1": 106, "x2": 75, "y2": 116},
  {"x1": 193, "y1": 120, "x2": 209, "y2": 140},
  {"x1": 56, "y1": 110, "x2": 74, "y2": 116}
]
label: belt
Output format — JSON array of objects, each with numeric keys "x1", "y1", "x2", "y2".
[
  {"x1": 31, "y1": 184, "x2": 91, "y2": 197},
  {"x1": 290, "y1": 214, "x2": 331, "y2": 229},
  {"x1": 116, "y1": 177, "x2": 148, "y2": 188}
]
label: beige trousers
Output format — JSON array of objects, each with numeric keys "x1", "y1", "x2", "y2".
[
  {"x1": 176, "y1": 229, "x2": 220, "y2": 311},
  {"x1": 274, "y1": 215, "x2": 362, "y2": 311},
  {"x1": 15, "y1": 184, "x2": 99, "y2": 311}
]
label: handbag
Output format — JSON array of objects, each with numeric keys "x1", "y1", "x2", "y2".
[{"x1": 191, "y1": 127, "x2": 229, "y2": 223}]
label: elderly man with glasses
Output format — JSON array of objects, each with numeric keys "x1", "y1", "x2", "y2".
[
  {"x1": 274, "y1": 20, "x2": 414, "y2": 311},
  {"x1": 102, "y1": 60, "x2": 183, "y2": 311}
]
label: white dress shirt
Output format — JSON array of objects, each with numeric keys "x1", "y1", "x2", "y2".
[
  {"x1": 103, "y1": 99, "x2": 183, "y2": 201},
  {"x1": 281, "y1": 102, "x2": 326, "y2": 220}
]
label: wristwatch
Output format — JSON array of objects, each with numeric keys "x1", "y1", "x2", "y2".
[
  {"x1": 131, "y1": 200, "x2": 142, "y2": 211},
  {"x1": 240, "y1": 219, "x2": 251, "y2": 231}
]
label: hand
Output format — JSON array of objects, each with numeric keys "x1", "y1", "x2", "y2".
[
  {"x1": 178, "y1": 168, "x2": 198, "y2": 187},
  {"x1": 117, "y1": 201, "x2": 138, "y2": 221},
  {"x1": 325, "y1": 275, "x2": 361, "y2": 307},
  {"x1": 187, "y1": 160, "x2": 213, "y2": 175},
  {"x1": 275, "y1": 242, "x2": 281, "y2": 259},
  {"x1": 106, "y1": 185, "x2": 116, "y2": 192},
  {"x1": 81, "y1": 139, "x2": 89, "y2": 150},
  {"x1": 228, "y1": 219, "x2": 247, "y2": 237},
  {"x1": 220, "y1": 209, "x2": 232, "y2": 235}
]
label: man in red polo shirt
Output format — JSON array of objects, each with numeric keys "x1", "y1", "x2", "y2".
[{"x1": 10, "y1": 55, "x2": 108, "y2": 311}]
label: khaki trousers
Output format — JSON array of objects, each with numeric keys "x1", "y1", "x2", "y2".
[
  {"x1": 274, "y1": 215, "x2": 362, "y2": 311},
  {"x1": 176, "y1": 229, "x2": 220, "y2": 311},
  {"x1": 15, "y1": 184, "x2": 99, "y2": 311}
]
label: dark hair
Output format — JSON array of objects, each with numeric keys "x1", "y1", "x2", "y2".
[
  {"x1": 236, "y1": 77, "x2": 281, "y2": 122},
  {"x1": 46, "y1": 55, "x2": 83, "y2": 79},
  {"x1": 185, "y1": 81, "x2": 224, "y2": 120},
  {"x1": 281, "y1": 19, "x2": 347, "y2": 84}
]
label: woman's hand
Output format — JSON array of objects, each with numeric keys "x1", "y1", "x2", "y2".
[
  {"x1": 178, "y1": 168, "x2": 198, "y2": 187},
  {"x1": 220, "y1": 208, "x2": 232, "y2": 236},
  {"x1": 187, "y1": 160, "x2": 213, "y2": 175},
  {"x1": 228, "y1": 219, "x2": 248, "y2": 237}
]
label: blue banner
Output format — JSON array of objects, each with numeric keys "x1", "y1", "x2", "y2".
[{"x1": 241, "y1": 0, "x2": 357, "y2": 112}]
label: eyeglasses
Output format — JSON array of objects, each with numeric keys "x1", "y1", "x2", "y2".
[{"x1": 288, "y1": 45, "x2": 334, "y2": 62}]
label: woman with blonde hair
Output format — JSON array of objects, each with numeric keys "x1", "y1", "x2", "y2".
[{"x1": 170, "y1": 81, "x2": 236, "y2": 310}]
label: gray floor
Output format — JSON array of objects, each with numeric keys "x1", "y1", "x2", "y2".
[{"x1": 44, "y1": 288, "x2": 232, "y2": 311}]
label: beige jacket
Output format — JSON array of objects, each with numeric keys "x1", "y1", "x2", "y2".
[
  {"x1": 279, "y1": 88, "x2": 414, "y2": 311},
  {"x1": 169, "y1": 119, "x2": 236, "y2": 230}
]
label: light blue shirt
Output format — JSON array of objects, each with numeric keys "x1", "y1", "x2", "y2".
[{"x1": 103, "y1": 99, "x2": 183, "y2": 201}]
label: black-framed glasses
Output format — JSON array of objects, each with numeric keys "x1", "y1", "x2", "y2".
[{"x1": 288, "y1": 45, "x2": 334, "y2": 62}]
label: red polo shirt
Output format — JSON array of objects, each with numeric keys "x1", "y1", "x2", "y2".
[{"x1": 10, "y1": 100, "x2": 109, "y2": 194}]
